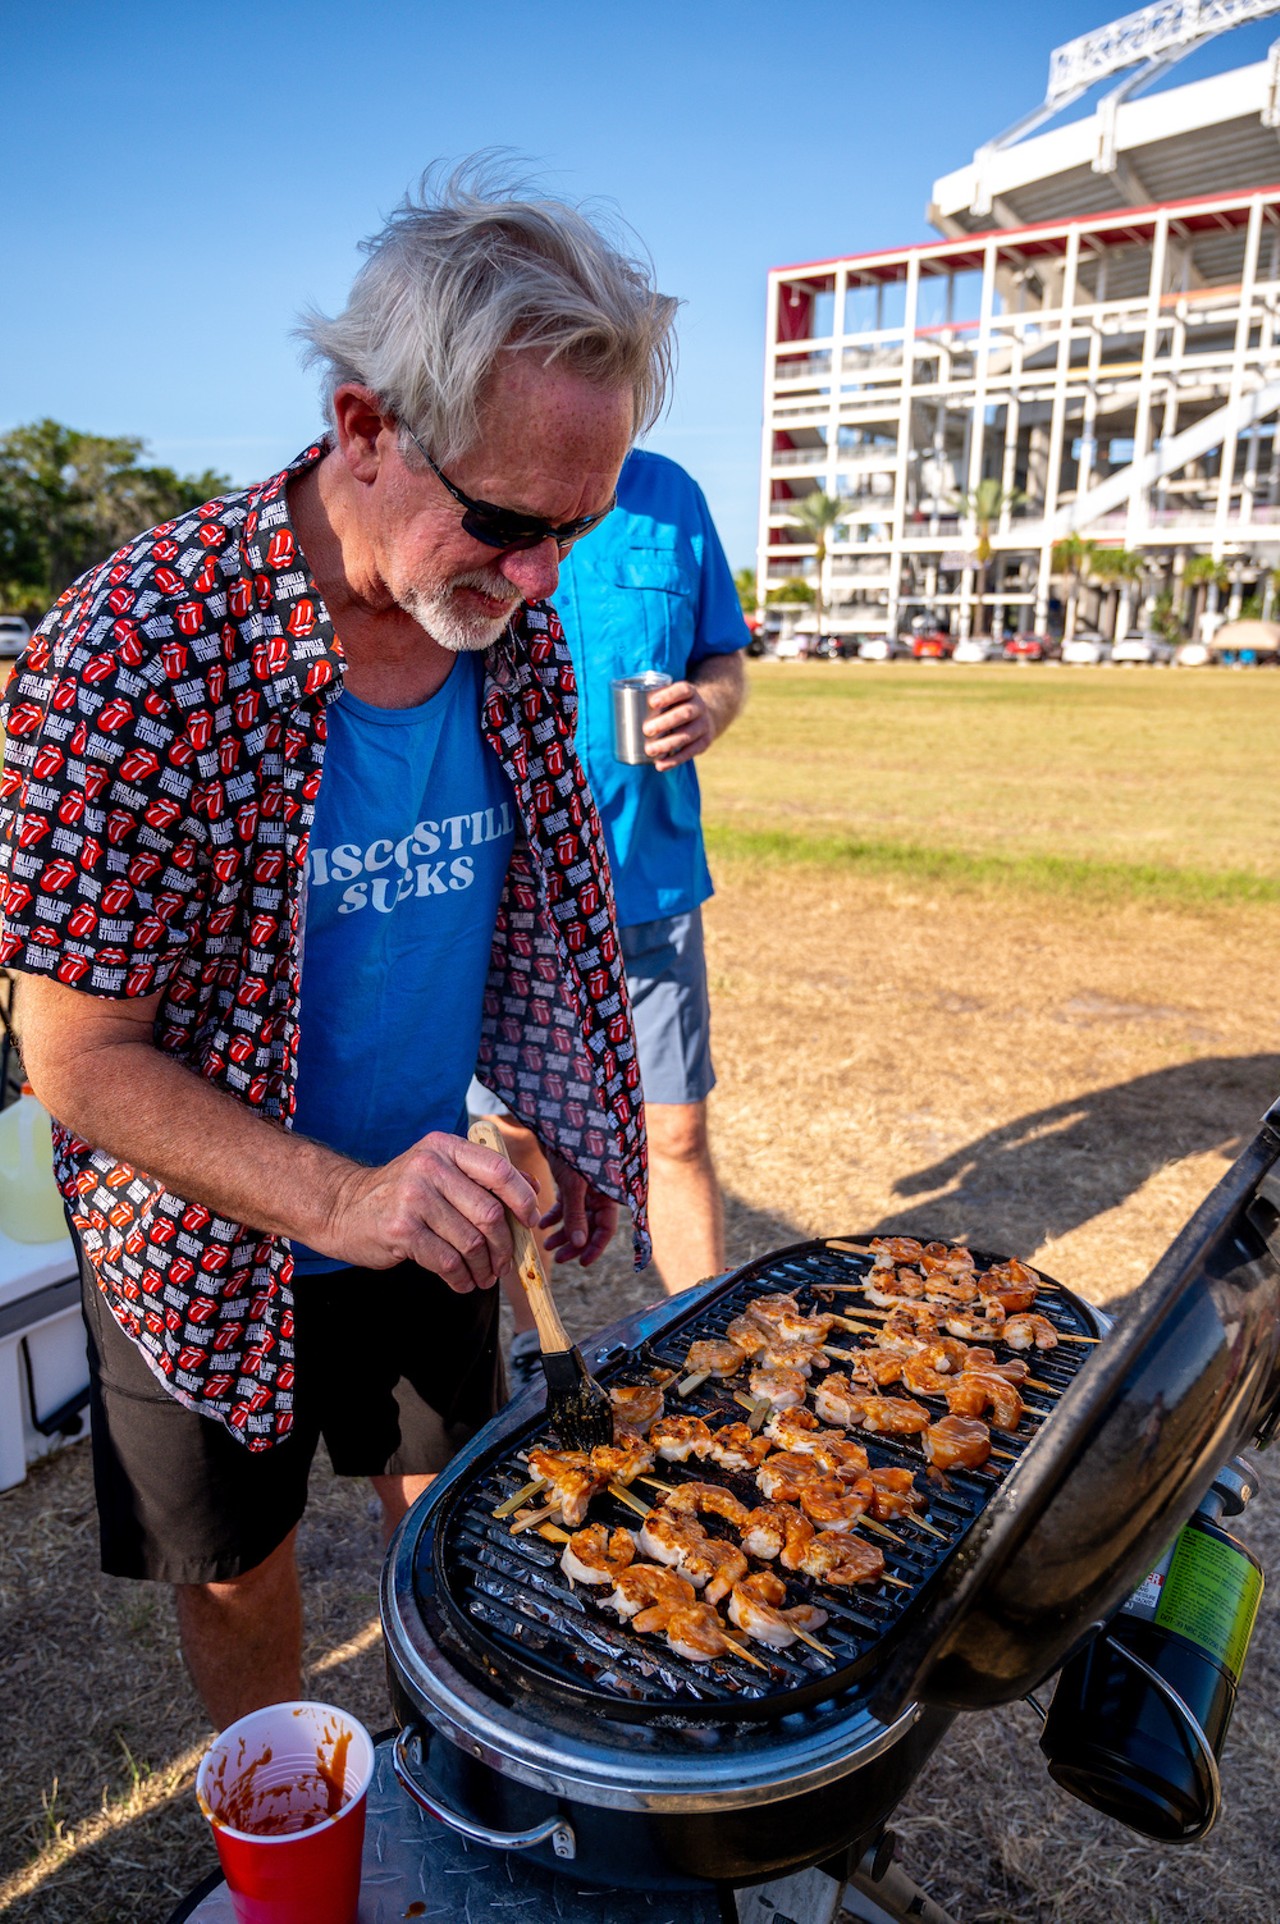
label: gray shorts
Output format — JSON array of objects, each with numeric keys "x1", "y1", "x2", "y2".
[{"x1": 620, "y1": 907, "x2": 715, "y2": 1107}]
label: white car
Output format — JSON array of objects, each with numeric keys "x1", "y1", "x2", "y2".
[
  {"x1": 0, "y1": 615, "x2": 31, "y2": 656},
  {"x1": 951, "y1": 635, "x2": 1002, "y2": 663},
  {"x1": 1175, "y1": 641, "x2": 1213, "y2": 668},
  {"x1": 1112, "y1": 631, "x2": 1173, "y2": 666},
  {"x1": 1061, "y1": 632, "x2": 1112, "y2": 665},
  {"x1": 857, "y1": 634, "x2": 909, "y2": 662}
]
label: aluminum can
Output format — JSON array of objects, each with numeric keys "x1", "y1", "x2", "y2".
[{"x1": 611, "y1": 672, "x2": 672, "y2": 765}]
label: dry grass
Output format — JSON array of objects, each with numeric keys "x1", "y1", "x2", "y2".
[{"x1": 4, "y1": 663, "x2": 1280, "y2": 1921}]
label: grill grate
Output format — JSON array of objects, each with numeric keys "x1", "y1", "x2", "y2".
[{"x1": 425, "y1": 1238, "x2": 1099, "y2": 1723}]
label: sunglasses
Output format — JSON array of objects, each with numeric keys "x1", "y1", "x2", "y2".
[{"x1": 402, "y1": 424, "x2": 615, "y2": 553}]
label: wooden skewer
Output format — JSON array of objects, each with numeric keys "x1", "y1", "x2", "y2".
[
  {"x1": 826, "y1": 1239, "x2": 872, "y2": 1255},
  {"x1": 1025, "y1": 1376, "x2": 1059, "y2": 1394},
  {"x1": 493, "y1": 1476, "x2": 548, "y2": 1519},
  {"x1": 538, "y1": 1523, "x2": 571, "y2": 1543},
  {"x1": 636, "y1": 1474, "x2": 677, "y2": 1494},
  {"x1": 511, "y1": 1503, "x2": 560, "y2": 1534},
  {"x1": 881, "y1": 1573, "x2": 913, "y2": 1590},
  {"x1": 789, "y1": 1624, "x2": 834, "y2": 1658},
  {"x1": 991, "y1": 1448, "x2": 1017, "y2": 1462},
  {"x1": 1058, "y1": 1333, "x2": 1100, "y2": 1344},
  {"x1": 859, "y1": 1516, "x2": 907, "y2": 1546},
  {"x1": 678, "y1": 1368, "x2": 711, "y2": 1396},
  {"x1": 609, "y1": 1480, "x2": 653, "y2": 1518},
  {"x1": 904, "y1": 1513, "x2": 949, "y2": 1542},
  {"x1": 721, "y1": 1632, "x2": 769, "y2": 1670}
]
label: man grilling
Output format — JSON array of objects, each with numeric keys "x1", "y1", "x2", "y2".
[{"x1": 0, "y1": 165, "x2": 674, "y2": 1728}]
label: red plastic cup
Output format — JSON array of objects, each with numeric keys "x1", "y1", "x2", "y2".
[{"x1": 196, "y1": 1701, "x2": 375, "y2": 1924}]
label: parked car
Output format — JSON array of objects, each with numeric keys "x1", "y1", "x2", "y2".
[
  {"x1": 858, "y1": 634, "x2": 911, "y2": 662},
  {"x1": 1002, "y1": 631, "x2": 1061, "y2": 662},
  {"x1": 951, "y1": 635, "x2": 1003, "y2": 663},
  {"x1": 812, "y1": 634, "x2": 859, "y2": 660},
  {"x1": 1112, "y1": 631, "x2": 1173, "y2": 666},
  {"x1": 1061, "y1": 631, "x2": 1112, "y2": 666},
  {"x1": 1175, "y1": 641, "x2": 1213, "y2": 668},
  {"x1": 911, "y1": 629, "x2": 955, "y2": 660},
  {"x1": 0, "y1": 616, "x2": 31, "y2": 656}
]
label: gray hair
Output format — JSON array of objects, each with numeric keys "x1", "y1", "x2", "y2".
[{"x1": 297, "y1": 159, "x2": 679, "y2": 461}]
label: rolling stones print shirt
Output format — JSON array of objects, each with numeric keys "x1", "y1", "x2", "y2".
[{"x1": 0, "y1": 441, "x2": 650, "y2": 1448}]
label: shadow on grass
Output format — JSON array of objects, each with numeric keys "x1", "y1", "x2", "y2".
[{"x1": 867, "y1": 1053, "x2": 1280, "y2": 1279}]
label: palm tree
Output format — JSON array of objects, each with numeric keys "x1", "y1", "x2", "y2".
[
  {"x1": 950, "y1": 479, "x2": 1025, "y2": 635},
  {"x1": 1050, "y1": 533, "x2": 1098, "y2": 643},
  {"x1": 1090, "y1": 549, "x2": 1146, "y2": 639},
  {"x1": 780, "y1": 490, "x2": 853, "y2": 634},
  {"x1": 1181, "y1": 554, "x2": 1230, "y2": 640}
]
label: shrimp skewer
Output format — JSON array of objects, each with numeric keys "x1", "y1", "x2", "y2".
[
  {"x1": 663, "y1": 1602, "x2": 768, "y2": 1669},
  {"x1": 560, "y1": 1524, "x2": 637, "y2": 1586},
  {"x1": 610, "y1": 1384, "x2": 667, "y2": 1429},
  {"x1": 728, "y1": 1572, "x2": 832, "y2": 1656},
  {"x1": 677, "y1": 1339, "x2": 751, "y2": 1396}
]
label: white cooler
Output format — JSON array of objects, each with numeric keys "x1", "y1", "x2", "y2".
[{"x1": 0, "y1": 1223, "x2": 87, "y2": 1492}]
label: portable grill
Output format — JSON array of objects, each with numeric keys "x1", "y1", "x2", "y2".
[{"x1": 381, "y1": 1099, "x2": 1280, "y2": 1898}]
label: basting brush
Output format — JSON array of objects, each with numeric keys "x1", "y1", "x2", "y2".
[{"x1": 468, "y1": 1121, "x2": 614, "y2": 1449}]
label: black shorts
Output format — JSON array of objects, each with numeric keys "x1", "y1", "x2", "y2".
[{"x1": 79, "y1": 1243, "x2": 504, "y2": 1585}]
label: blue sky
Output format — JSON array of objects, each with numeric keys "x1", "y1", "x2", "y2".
[{"x1": 6, "y1": 0, "x2": 1279, "y2": 567}]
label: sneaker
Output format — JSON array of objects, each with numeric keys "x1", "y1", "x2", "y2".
[{"x1": 507, "y1": 1338, "x2": 543, "y2": 1397}]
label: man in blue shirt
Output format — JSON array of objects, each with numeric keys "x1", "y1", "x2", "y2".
[{"x1": 486, "y1": 450, "x2": 748, "y2": 1367}]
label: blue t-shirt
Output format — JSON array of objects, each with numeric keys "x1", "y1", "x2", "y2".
[
  {"x1": 552, "y1": 449, "x2": 749, "y2": 929},
  {"x1": 291, "y1": 653, "x2": 514, "y2": 1273}
]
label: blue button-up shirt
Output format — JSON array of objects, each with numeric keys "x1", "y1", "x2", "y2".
[{"x1": 552, "y1": 450, "x2": 749, "y2": 929}]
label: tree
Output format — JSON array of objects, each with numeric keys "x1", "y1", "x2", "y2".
[
  {"x1": 765, "y1": 576, "x2": 815, "y2": 605},
  {"x1": 0, "y1": 419, "x2": 229, "y2": 616},
  {"x1": 1181, "y1": 554, "x2": 1230, "y2": 640},
  {"x1": 950, "y1": 479, "x2": 1024, "y2": 635},
  {"x1": 734, "y1": 567, "x2": 757, "y2": 616},
  {"x1": 777, "y1": 490, "x2": 853, "y2": 633},
  {"x1": 1050, "y1": 533, "x2": 1097, "y2": 643},
  {"x1": 1090, "y1": 549, "x2": 1146, "y2": 639}
]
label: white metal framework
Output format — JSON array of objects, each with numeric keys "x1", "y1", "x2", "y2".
[{"x1": 757, "y1": 184, "x2": 1280, "y2": 641}]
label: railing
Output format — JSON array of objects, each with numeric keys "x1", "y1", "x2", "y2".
[
  {"x1": 774, "y1": 353, "x2": 832, "y2": 379},
  {"x1": 771, "y1": 448, "x2": 828, "y2": 468}
]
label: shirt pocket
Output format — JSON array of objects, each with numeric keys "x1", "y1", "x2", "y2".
[{"x1": 600, "y1": 546, "x2": 694, "y2": 679}]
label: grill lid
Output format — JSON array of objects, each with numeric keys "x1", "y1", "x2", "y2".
[{"x1": 870, "y1": 1101, "x2": 1280, "y2": 1721}]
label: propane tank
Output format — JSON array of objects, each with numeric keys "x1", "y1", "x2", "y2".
[{"x1": 1039, "y1": 1459, "x2": 1264, "y2": 1842}]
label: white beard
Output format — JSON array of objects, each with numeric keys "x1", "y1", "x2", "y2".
[{"x1": 399, "y1": 565, "x2": 522, "y2": 653}]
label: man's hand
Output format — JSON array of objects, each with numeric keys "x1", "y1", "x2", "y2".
[
  {"x1": 538, "y1": 1148, "x2": 618, "y2": 1265},
  {"x1": 642, "y1": 678, "x2": 713, "y2": 771},
  {"x1": 642, "y1": 651, "x2": 746, "y2": 772},
  {"x1": 325, "y1": 1133, "x2": 541, "y2": 1292}
]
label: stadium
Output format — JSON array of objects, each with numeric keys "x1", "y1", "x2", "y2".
[{"x1": 756, "y1": 0, "x2": 1280, "y2": 647}]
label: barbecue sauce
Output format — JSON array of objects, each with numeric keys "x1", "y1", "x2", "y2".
[{"x1": 1040, "y1": 1459, "x2": 1263, "y2": 1842}]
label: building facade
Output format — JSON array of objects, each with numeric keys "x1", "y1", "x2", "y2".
[{"x1": 758, "y1": 15, "x2": 1280, "y2": 642}]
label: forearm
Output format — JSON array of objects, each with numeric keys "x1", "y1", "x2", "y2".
[
  {"x1": 23, "y1": 1020, "x2": 355, "y2": 1250},
  {"x1": 690, "y1": 651, "x2": 747, "y2": 743}
]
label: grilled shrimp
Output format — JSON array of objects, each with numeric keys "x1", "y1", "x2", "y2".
[
  {"x1": 681, "y1": 1533, "x2": 749, "y2": 1606},
  {"x1": 801, "y1": 1431, "x2": 872, "y2": 1476},
  {"x1": 800, "y1": 1473, "x2": 875, "y2": 1531},
  {"x1": 922, "y1": 1414, "x2": 992, "y2": 1471},
  {"x1": 728, "y1": 1571, "x2": 829, "y2": 1651},
  {"x1": 739, "y1": 1502, "x2": 792, "y2": 1560},
  {"x1": 846, "y1": 1348, "x2": 907, "y2": 1389},
  {"x1": 758, "y1": 1452, "x2": 826, "y2": 1503},
  {"x1": 869, "y1": 1237, "x2": 926, "y2": 1267},
  {"x1": 763, "y1": 1405, "x2": 822, "y2": 1448},
  {"x1": 527, "y1": 1447, "x2": 607, "y2": 1527},
  {"x1": 963, "y1": 1347, "x2": 1031, "y2": 1385},
  {"x1": 848, "y1": 1392, "x2": 931, "y2": 1436},
  {"x1": 782, "y1": 1517, "x2": 887, "y2": 1586},
  {"x1": 940, "y1": 1299, "x2": 1007, "y2": 1342},
  {"x1": 560, "y1": 1524, "x2": 637, "y2": 1586},
  {"x1": 605, "y1": 1562, "x2": 696, "y2": 1620},
  {"x1": 664, "y1": 1601, "x2": 738, "y2": 1663},
  {"x1": 637, "y1": 1507, "x2": 708, "y2": 1571},
  {"x1": 920, "y1": 1271, "x2": 979, "y2": 1306},
  {"x1": 662, "y1": 1482, "x2": 751, "y2": 1527},
  {"x1": 768, "y1": 1309, "x2": 839, "y2": 1347},
  {"x1": 1002, "y1": 1314, "x2": 1059, "y2": 1352},
  {"x1": 900, "y1": 1353, "x2": 951, "y2": 1397},
  {"x1": 864, "y1": 1267, "x2": 927, "y2": 1309},
  {"x1": 945, "y1": 1371, "x2": 1024, "y2": 1431},
  {"x1": 919, "y1": 1241, "x2": 976, "y2": 1277},
  {"x1": 980, "y1": 1261, "x2": 1039, "y2": 1314},
  {"x1": 611, "y1": 1384, "x2": 666, "y2": 1428},
  {"x1": 811, "y1": 1374, "x2": 865, "y2": 1427},
  {"x1": 747, "y1": 1364, "x2": 809, "y2": 1410},
  {"x1": 591, "y1": 1431, "x2": 657, "y2": 1484},
  {"x1": 744, "y1": 1292, "x2": 802, "y2": 1327},
  {"x1": 725, "y1": 1313, "x2": 769, "y2": 1356},
  {"x1": 704, "y1": 1423, "x2": 773, "y2": 1472},
  {"x1": 866, "y1": 1465, "x2": 925, "y2": 1520},
  {"x1": 684, "y1": 1339, "x2": 750, "y2": 1379},
  {"x1": 649, "y1": 1414, "x2": 714, "y2": 1462}
]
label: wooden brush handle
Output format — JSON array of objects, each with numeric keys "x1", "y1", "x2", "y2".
[{"x1": 467, "y1": 1120, "x2": 572, "y2": 1353}]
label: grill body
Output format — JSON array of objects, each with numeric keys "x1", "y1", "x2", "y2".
[{"x1": 381, "y1": 1238, "x2": 1096, "y2": 1887}]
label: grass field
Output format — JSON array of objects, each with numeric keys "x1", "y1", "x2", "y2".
[
  {"x1": 5, "y1": 657, "x2": 1280, "y2": 1924},
  {"x1": 700, "y1": 661, "x2": 1280, "y2": 903}
]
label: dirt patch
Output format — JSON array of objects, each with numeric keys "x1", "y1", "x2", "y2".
[{"x1": 2, "y1": 860, "x2": 1279, "y2": 1922}]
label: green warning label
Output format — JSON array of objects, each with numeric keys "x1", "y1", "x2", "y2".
[{"x1": 1154, "y1": 1529, "x2": 1264, "y2": 1684}]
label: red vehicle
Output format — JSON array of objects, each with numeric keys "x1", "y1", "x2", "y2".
[
  {"x1": 910, "y1": 629, "x2": 955, "y2": 660},
  {"x1": 1002, "y1": 631, "x2": 1061, "y2": 662}
]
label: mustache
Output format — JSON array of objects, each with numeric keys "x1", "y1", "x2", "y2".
[{"x1": 450, "y1": 566, "x2": 522, "y2": 605}]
